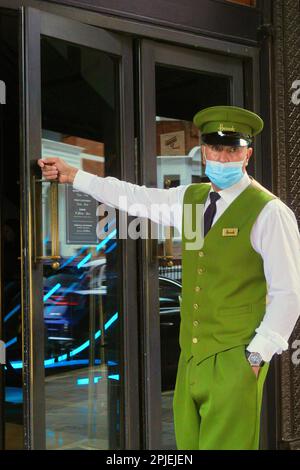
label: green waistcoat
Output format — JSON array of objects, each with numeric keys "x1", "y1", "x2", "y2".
[{"x1": 180, "y1": 180, "x2": 277, "y2": 365}]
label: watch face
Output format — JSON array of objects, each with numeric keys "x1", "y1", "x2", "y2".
[{"x1": 249, "y1": 352, "x2": 262, "y2": 366}]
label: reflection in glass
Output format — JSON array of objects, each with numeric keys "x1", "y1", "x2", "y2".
[
  {"x1": 155, "y1": 65, "x2": 230, "y2": 449},
  {"x1": 40, "y1": 36, "x2": 122, "y2": 449}
]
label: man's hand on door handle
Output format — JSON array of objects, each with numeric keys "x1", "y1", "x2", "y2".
[{"x1": 37, "y1": 157, "x2": 78, "y2": 184}]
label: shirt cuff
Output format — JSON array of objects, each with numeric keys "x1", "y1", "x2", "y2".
[
  {"x1": 73, "y1": 169, "x2": 96, "y2": 194},
  {"x1": 246, "y1": 334, "x2": 280, "y2": 362},
  {"x1": 246, "y1": 329, "x2": 289, "y2": 362}
]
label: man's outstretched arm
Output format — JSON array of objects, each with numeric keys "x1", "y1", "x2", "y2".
[{"x1": 37, "y1": 157, "x2": 187, "y2": 231}]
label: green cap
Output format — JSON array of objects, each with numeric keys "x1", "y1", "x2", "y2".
[{"x1": 193, "y1": 105, "x2": 264, "y2": 147}]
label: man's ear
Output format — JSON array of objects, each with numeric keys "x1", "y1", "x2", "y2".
[{"x1": 246, "y1": 146, "x2": 253, "y2": 165}]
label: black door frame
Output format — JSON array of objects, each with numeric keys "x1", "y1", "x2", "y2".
[
  {"x1": 0, "y1": 15, "x2": 7, "y2": 447},
  {"x1": 18, "y1": 6, "x2": 138, "y2": 449}
]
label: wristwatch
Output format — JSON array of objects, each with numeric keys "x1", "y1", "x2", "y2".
[{"x1": 245, "y1": 351, "x2": 265, "y2": 367}]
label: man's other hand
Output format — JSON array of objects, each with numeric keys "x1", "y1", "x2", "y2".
[
  {"x1": 251, "y1": 366, "x2": 261, "y2": 378},
  {"x1": 37, "y1": 157, "x2": 78, "y2": 184}
]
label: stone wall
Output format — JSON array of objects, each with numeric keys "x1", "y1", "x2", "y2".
[{"x1": 272, "y1": 0, "x2": 300, "y2": 450}]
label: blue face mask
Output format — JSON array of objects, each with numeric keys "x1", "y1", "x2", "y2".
[{"x1": 204, "y1": 158, "x2": 246, "y2": 190}]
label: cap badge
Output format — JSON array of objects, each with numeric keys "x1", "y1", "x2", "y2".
[{"x1": 218, "y1": 123, "x2": 236, "y2": 132}]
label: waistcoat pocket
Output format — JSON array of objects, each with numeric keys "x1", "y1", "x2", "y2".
[{"x1": 218, "y1": 304, "x2": 251, "y2": 316}]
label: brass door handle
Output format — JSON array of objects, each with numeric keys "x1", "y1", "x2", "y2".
[
  {"x1": 148, "y1": 223, "x2": 175, "y2": 266},
  {"x1": 32, "y1": 175, "x2": 61, "y2": 269},
  {"x1": 158, "y1": 225, "x2": 174, "y2": 267}
]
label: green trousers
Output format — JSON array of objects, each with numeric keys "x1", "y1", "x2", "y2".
[{"x1": 173, "y1": 345, "x2": 270, "y2": 450}]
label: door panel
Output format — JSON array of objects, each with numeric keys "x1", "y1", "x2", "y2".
[
  {"x1": 0, "y1": 7, "x2": 23, "y2": 450},
  {"x1": 40, "y1": 36, "x2": 121, "y2": 451},
  {"x1": 139, "y1": 39, "x2": 243, "y2": 449},
  {"x1": 20, "y1": 7, "x2": 137, "y2": 450}
]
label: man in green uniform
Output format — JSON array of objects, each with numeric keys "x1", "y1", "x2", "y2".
[{"x1": 173, "y1": 105, "x2": 285, "y2": 450}]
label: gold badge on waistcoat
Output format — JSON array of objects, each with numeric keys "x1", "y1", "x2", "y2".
[{"x1": 222, "y1": 228, "x2": 239, "y2": 237}]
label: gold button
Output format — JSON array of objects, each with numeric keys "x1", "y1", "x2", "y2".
[
  {"x1": 198, "y1": 251, "x2": 204, "y2": 257},
  {"x1": 193, "y1": 320, "x2": 199, "y2": 327},
  {"x1": 193, "y1": 303, "x2": 198, "y2": 310},
  {"x1": 197, "y1": 268, "x2": 204, "y2": 275},
  {"x1": 192, "y1": 338, "x2": 198, "y2": 344},
  {"x1": 195, "y1": 286, "x2": 202, "y2": 293}
]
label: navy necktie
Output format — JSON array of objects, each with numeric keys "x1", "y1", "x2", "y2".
[{"x1": 204, "y1": 191, "x2": 221, "y2": 236}]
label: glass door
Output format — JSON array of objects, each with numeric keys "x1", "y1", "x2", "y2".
[
  {"x1": 139, "y1": 40, "x2": 244, "y2": 449},
  {"x1": 20, "y1": 8, "x2": 138, "y2": 449}
]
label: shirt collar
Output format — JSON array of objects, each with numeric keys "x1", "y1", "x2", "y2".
[{"x1": 209, "y1": 171, "x2": 252, "y2": 205}]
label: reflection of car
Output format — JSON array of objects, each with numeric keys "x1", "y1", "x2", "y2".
[
  {"x1": 43, "y1": 260, "x2": 182, "y2": 390},
  {"x1": 43, "y1": 260, "x2": 110, "y2": 360},
  {"x1": 44, "y1": 272, "x2": 90, "y2": 327},
  {"x1": 6, "y1": 258, "x2": 182, "y2": 392}
]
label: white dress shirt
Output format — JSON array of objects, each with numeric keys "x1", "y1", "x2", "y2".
[{"x1": 73, "y1": 169, "x2": 300, "y2": 362}]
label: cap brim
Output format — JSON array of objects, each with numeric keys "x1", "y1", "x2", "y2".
[{"x1": 201, "y1": 132, "x2": 252, "y2": 147}]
